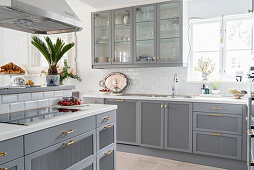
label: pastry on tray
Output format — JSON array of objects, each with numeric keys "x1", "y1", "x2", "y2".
[{"x1": 0, "y1": 62, "x2": 25, "y2": 74}]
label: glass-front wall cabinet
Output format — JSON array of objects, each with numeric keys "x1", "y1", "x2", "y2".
[
  {"x1": 113, "y1": 9, "x2": 132, "y2": 64},
  {"x1": 93, "y1": 12, "x2": 111, "y2": 64},
  {"x1": 158, "y1": 2, "x2": 181, "y2": 63},
  {"x1": 134, "y1": 5, "x2": 156, "y2": 63}
]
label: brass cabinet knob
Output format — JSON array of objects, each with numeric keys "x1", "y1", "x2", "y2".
[
  {"x1": 104, "y1": 116, "x2": 113, "y2": 120},
  {"x1": 161, "y1": 105, "x2": 164, "y2": 108},
  {"x1": 104, "y1": 150, "x2": 114, "y2": 156},
  {"x1": 0, "y1": 152, "x2": 7, "y2": 157},
  {"x1": 165, "y1": 105, "x2": 167, "y2": 108},
  {"x1": 62, "y1": 129, "x2": 76, "y2": 135},
  {"x1": 104, "y1": 125, "x2": 113, "y2": 129},
  {"x1": 63, "y1": 140, "x2": 76, "y2": 146}
]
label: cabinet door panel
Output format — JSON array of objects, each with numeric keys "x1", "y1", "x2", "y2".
[
  {"x1": 25, "y1": 130, "x2": 96, "y2": 170},
  {"x1": 165, "y1": 102, "x2": 192, "y2": 152},
  {"x1": 157, "y1": 1, "x2": 182, "y2": 63},
  {"x1": 97, "y1": 122, "x2": 116, "y2": 152},
  {"x1": 113, "y1": 8, "x2": 133, "y2": 64},
  {"x1": 140, "y1": 101, "x2": 164, "y2": 148},
  {"x1": 92, "y1": 11, "x2": 112, "y2": 65},
  {"x1": 97, "y1": 144, "x2": 116, "y2": 170},
  {"x1": 134, "y1": 5, "x2": 157, "y2": 63},
  {"x1": 106, "y1": 99, "x2": 138, "y2": 144},
  {"x1": 0, "y1": 157, "x2": 24, "y2": 170}
]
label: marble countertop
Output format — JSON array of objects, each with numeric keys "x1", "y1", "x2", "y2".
[
  {"x1": 0, "y1": 104, "x2": 117, "y2": 142},
  {"x1": 0, "y1": 85, "x2": 75, "y2": 95},
  {"x1": 83, "y1": 94, "x2": 248, "y2": 105}
]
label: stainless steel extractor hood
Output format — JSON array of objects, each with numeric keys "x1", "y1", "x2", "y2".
[{"x1": 0, "y1": 0, "x2": 83, "y2": 34}]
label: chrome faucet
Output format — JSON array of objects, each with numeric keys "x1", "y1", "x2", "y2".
[{"x1": 172, "y1": 74, "x2": 178, "y2": 97}]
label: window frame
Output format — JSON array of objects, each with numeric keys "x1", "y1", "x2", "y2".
[{"x1": 188, "y1": 14, "x2": 253, "y2": 82}]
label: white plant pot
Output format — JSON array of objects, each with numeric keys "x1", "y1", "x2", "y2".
[
  {"x1": 212, "y1": 89, "x2": 221, "y2": 95},
  {"x1": 46, "y1": 75, "x2": 60, "y2": 86}
]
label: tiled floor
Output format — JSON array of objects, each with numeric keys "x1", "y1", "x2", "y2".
[{"x1": 117, "y1": 151, "x2": 225, "y2": 170}]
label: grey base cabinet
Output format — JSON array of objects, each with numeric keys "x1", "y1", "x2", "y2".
[
  {"x1": 0, "y1": 157, "x2": 24, "y2": 170},
  {"x1": 165, "y1": 102, "x2": 192, "y2": 152},
  {"x1": 97, "y1": 144, "x2": 116, "y2": 170},
  {"x1": 140, "y1": 101, "x2": 164, "y2": 149},
  {"x1": 25, "y1": 130, "x2": 96, "y2": 170},
  {"x1": 106, "y1": 99, "x2": 138, "y2": 145}
]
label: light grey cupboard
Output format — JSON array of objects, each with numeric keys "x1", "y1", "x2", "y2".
[
  {"x1": 92, "y1": 0, "x2": 183, "y2": 69},
  {"x1": 25, "y1": 130, "x2": 96, "y2": 170},
  {"x1": 106, "y1": 99, "x2": 138, "y2": 145},
  {"x1": 139, "y1": 100, "x2": 164, "y2": 149},
  {"x1": 0, "y1": 157, "x2": 24, "y2": 170},
  {"x1": 165, "y1": 102, "x2": 192, "y2": 152}
]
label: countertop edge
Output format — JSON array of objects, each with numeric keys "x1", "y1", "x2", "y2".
[
  {"x1": 83, "y1": 94, "x2": 248, "y2": 105},
  {"x1": 0, "y1": 104, "x2": 117, "y2": 142}
]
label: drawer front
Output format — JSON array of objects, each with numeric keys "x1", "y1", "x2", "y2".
[
  {"x1": 193, "y1": 103, "x2": 242, "y2": 114},
  {"x1": 97, "y1": 110, "x2": 116, "y2": 128},
  {"x1": 97, "y1": 122, "x2": 116, "y2": 152},
  {"x1": 24, "y1": 116, "x2": 96, "y2": 155},
  {"x1": 193, "y1": 112, "x2": 242, "y2": 135},
  {"x1": 25, "y1": 130, "x2": 96, "y2": 170},
  {"x1": 0, "y1": 157, "x2": 24, "y2": 170},
  {"x1": 97, "y1": 144, "x2": 116, "y2": 170},
  {"x1": 193, "y1": 131, "x2": 241, "y2": 160},
  {"x1": 0, "y1": 136, "x2": 24, "y2": 165},
  {"x1": 83, "y1": 97, "x2": 104, "y2": 104}
]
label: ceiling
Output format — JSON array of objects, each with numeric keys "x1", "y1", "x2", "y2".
[{"x1": 79, "y1": 0, "x2": 156, "y2": 8}]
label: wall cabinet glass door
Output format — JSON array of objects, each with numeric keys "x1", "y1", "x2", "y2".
[
  {"x1": 93, "y1": 11, "x2": 112, "y2": 65},
  {"x1": 134, "y1": 5, "x2": 156, "y2": 63},
  {"x1": 113, "y1": 8, "x2": 133, "y2": 64},
  {"x1": 157, "y1": 1, "x2": 182, "y2": 63}
]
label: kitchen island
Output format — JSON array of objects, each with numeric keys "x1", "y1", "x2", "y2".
[
  {"x1": 0, "y1": 86, "x2": 117, "y2": 170},
  {"x1": 84, "y1": 93, "x2": 249, "y2": 170}
]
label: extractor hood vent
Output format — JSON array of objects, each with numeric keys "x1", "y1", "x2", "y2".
[{"x1": 0, "y1": 0, "x2": 83, "y2": 34}]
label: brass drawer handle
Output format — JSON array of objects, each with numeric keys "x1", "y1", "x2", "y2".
[
  {"x1": 161, "y1": 105, "x2": 164, "y2": 108},
  {"x1": 211, "y1": 107, "x2": 222, "y2": 110},
  {"x1": 0, "y1": 152, "x2": 7, "y2": 157},
  {"x1": 116, "y1": 99, "x2": 124, "y2": 102},
  {"x1": 62, "y1": 129, "x2": 76, "y2": 135},
  {"x1": 165, "y1": 105, "x2": 167, "y2": 108},
  {"x1": 211, "y1": 113, "x2": 222, "y2": 117},
  {"x1": 104, "y1": 150, "x2": 114, "y2": 156},
  {"x1": 104, "y1": 125, "x2": 113, "y2": 129},
  {"x1": 88, "y1": 101, "x2": 97, "y2": 103},
  {"x1": 104, "y1": 116, "x2": 113, "y2": 120},
  {"x1": 210, "y1": 133, "x2": 222, "y2": 136},
  {"x1": 0, "y1": 168, "x2": 8, "y2": 170},
  {"x1": 63, "y1": 140, "x2": 76, "y2": 146}
]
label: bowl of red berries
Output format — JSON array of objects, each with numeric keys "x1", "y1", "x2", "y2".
[
  {"x1": 99, "y1": 89, "x2": 110, "y2": 95},
  {"x1": 58, "y1": 97, "x2": 81, "y2": 107}
]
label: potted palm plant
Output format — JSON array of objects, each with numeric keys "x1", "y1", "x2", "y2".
[{"x1": 31, "y1": 36, "x2": 75, "y2": 86}]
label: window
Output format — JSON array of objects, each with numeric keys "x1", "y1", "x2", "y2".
[{"x1": 189, "y1": 14, "x2": 254, "y2": 81}]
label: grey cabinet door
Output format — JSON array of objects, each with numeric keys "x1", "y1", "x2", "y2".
[
  {"x1": 25, "y1": 130, "x2": 96, "y2": 170},
  {"x1": 0, "y1": 157, "x2": 24, "y2": 170},
  {"x1": 92, "y1": 11, "x2": 112, "y2": 66},
  {"x1": 97, "y1": 144, "x2": 116, "y2": 170},
  {"x1": 97, "y1": 122, "x2": 116, "y2": 153},
  {"x1": 139, "y1": 100, "x2": 164, "y2": 148},
  {"x1": 157, "y1": 1, "x2": 183, "y2": 65},
  {"x1": 165, "y1": 102, "x2": 192, "y2": 152},
  {"x1": 106, "y1": 99, "x2": 138, "y2": 145}
]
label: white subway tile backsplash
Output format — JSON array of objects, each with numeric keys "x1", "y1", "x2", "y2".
[
  {"x1": 37, "y1": 99, "x2": 49, "y2": 108},
  {"x1": 0, "y1": 104, "x2": 10, "y2": 114},
  {"x1": 0, "y1": 96, "x2": 1, "y2": 104},
  {"x1": 2, "y1": 94, "x2": 17, "y2": 104},
  {"x1": 54, "y1": 91, "x2": 64, "y2": 97},
  {"x1": 10, "y1": 111, "x2": 24, "y2": 120},
  {"x1": 32, "y1": 92, "x2": 44, "y2": 100},
  {"x1": 18, "y1": 93, "x2": 32, "y2": 102},
  {"x1": 49, "y1": 98, "x2": 60, "y2": 106},
  {"x1": 25, "y1": 109, "x2": 38, "y2": 117},
  {"x1": 63, "y1": 90, "x2": 72, "y2": 97},
  {"x1": 44, "y1": 91, "x2": 54, "y2": 99},
  {"x1": 10, "y1": 102, "x2": 25, "y2": 112},
  {"x1": 25, "y1": 101, "x2": 38, "y2": 110}
]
